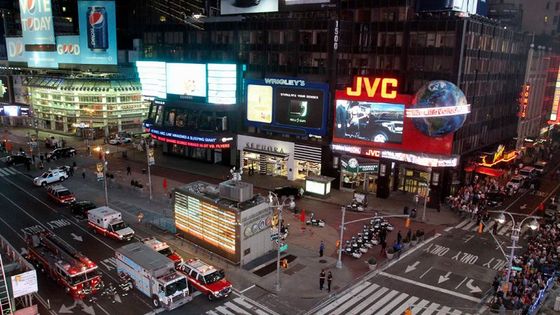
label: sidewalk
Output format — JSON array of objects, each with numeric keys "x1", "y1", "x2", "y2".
[{"x1": 7, "y1": 127, "x2": 462, "y2": 313}]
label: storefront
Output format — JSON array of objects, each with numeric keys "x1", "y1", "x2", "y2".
[
  {"x1": 237, "y1": 134, "x2": 322, "y2": 181},
  {"x1": 338, "y1": 155, "x2": 380, "y2": 193},
  {"x1": 463, "y1": 144, "x2": 517, "y2": 183}
]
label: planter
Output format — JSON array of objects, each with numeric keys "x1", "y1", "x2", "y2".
[
  {"x1": 368, "y1": 263, "x2": 377, "y2": 271},
  {"x1": 386, "y1": 250, "x2": 395, "y2": 260}
]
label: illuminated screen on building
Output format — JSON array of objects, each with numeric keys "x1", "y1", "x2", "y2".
[
  {"x1": 166, "y1": 63, "x2": 207, "y2": 98},
  {"x1": 274, "y1": 87, "x2": 325, "y2": 129},
  {"x1": 220, "y1": 0, "x2": 278, "y2": 15},
  {"x1": 335, "y1": 99, "x2": 404, "y2": 144}
]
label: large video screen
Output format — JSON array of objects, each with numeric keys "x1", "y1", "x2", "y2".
[
  {"x1": 220, "y1": 0, "x2": 278, "y2": 15},
  {"x1": 166, "y1": 63, "x2": 207, "y2": 97},
  {"x1": 274, "y1": 87, "x2": 324, "y2": 129},
  {"x1": 335, "y1": 99, "x2": 405, "y2": 144},
  {"x1": 247, "y1": 84, "x2": 273, "y2": 123},
  {"x1": 136, "y1": 61, "x2": 167, "y2": 99},
  {"x1": 283, "y1": 0, "x2": 331, "y2": 5}
]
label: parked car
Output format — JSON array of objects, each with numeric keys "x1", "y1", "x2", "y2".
[
  {"x1": 533, "y1": 161, "x2": 548, "y2": 175},
  {"x1": 519, "y1": 166, "x2": 538, "y2": 180},
  {"x1": 46, "y1": 147, "x2": 76, "y2": 161},
  {"x1": 46, "y1": 185, "x2": 76, "y2": 205},
  {"x1": 273, "y1": 186, "x2": 304, "y2": 199},
  {"x1": 506, "y1": 175, "x2": 525, "y2": 191},
  {"x1": 71, "y1": 200, "x2": 97, "y2": 218},
  {"x1": 178, "y1": 258, "x2": 232, "y2": 301},
  {"x1": 51, "y1": 165, "x2": 71, "y2": 174},
  {"x1": 2, "y1": 154, "x2": 31, "y2": 166},
  {"x1": 486, "y1": 192, "x2": 505, "y2": 208},
  {"x1": 108, "y1": 137, "x2": 132, "y2": 145},
  {"x1": 33, "y1": 170, "x2": 68, "y2": 186}
]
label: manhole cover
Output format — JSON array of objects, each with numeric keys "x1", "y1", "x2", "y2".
[{"x1": 319, "y1": 259, "x2": 327, "y2": 263}]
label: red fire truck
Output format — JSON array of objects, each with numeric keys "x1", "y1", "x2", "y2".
[{"x1": 24, "y1": 231, "x2": 103, "y2": 299}]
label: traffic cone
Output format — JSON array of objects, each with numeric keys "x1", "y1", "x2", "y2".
[
  {"x1": 404, "y1": 307, "x2": 413, "y2": 315},
  {"x1": 477, "y1": 222, "x2": 483, "y2": 234}
]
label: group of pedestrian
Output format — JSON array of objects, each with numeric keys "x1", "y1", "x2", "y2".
[
  {"x1": 447, "y1": 177, "x2": 505, "y2": 223},
  {"x1": 489, "y1": 215, "x2": 559, "y2": 313},
  {"x1": 319, "y1": 269, "x2": 333, "y2": 292}
]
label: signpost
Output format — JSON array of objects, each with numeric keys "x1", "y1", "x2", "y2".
[{"x1": 279, "y1": 244, "x2": 288, "y2": 252}]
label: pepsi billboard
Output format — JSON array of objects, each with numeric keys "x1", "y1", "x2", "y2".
[
  {"x1": 18, "y1": 0, "x2": 55, "y2": 45},
  {"x1": 77, "y1": 0, "x2": 117, "y2": 65}
]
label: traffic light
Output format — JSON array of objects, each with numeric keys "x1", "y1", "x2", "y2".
[
  {"x1": 404, "y1": 307, "x2": 412, "y2": 315},
  {"x1": 336, "y1": 240, "x2": 340, "y2": 249}
]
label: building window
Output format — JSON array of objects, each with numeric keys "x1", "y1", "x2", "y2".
[
  {"x1": 557, "y1": 2, "x2": 560, "y2": 10},
  {"x1": 555, "y1": 16, "x2": 559, "y2": 24},
  {"x1": 547, "y1": 1, "x2": 551, "y2": 9},
  {"x1": 545, "y1": 16, "x2": 549, "y2": 23}
]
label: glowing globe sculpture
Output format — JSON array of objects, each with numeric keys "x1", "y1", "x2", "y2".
[{"x1": 409, "y1": 80, "x2": 470, "y2": 137}]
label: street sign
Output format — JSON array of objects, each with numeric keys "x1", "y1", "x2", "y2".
[
  {"x1": 96, "y1": 172, "x2": 104, "y2": 181},
  {"x1": 279, "y1": 244, "x2": 288, "y2": 252},
  {"x1": 148, "y1": 148, "x2": 155, "y2": 166},
  {"x1": 270, "y1": 233, "x2": 279, "y2": 241},
  {"x1": 512, "y1": 266, "x2": 522, "y2": 272},
  {"x1": 96, "y1": 163, "x2": 104, "y2": 172}
]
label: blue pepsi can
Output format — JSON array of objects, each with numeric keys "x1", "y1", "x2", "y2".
[{"x1": 87, "y1": 7, "x2": 108, "y2": 51}]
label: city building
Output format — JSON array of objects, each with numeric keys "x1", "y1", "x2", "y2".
[{"x1": 136, "y1": 0, "x2": 530, "y2": 206}]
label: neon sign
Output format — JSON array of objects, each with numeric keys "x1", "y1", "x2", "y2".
[
  {"x1": 518, "y1": 83, "x2": 530, "y2": 119},
  {"x1": 405, "y1": 104, "x2": 471, "y2": 118},
  {"x1": 346, "y1": 77, "x2": 398, "y2": 99},
  {"x1": 479, "y1": 145, "x2": 517, "y2": 167}
]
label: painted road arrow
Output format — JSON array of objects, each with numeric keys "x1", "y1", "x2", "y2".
[
  {"x1": 59, "y1": 301, "x2": 77, "y2": 314},
  {"x1": 71, "y1": 233, "x2": 83, "y2": 242},
  {"x1": 77, "y1": 300, "x2": 95, "y2": 315},
  {"x1": 466, "y1": 279, "x2": 482, "y2": 293},
  {"x1": 438, "y1": 272, "x2": 452, "y2": 284},
  {"x1": 520, "y1": 204, "x2": 527, "y2": 210},
  {"x1": 405, "y1": 261, "x2": 420, "y2": 273}
]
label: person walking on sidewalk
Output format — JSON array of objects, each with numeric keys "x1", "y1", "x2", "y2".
[
  {"x1": 327, "y1": 271, "x2": 333, "y2": 292},
  {"x1": 126, "y1": 166, "x2": 131, "y2": 176},
  {"x1": 319, "y1": 269, "x2": 325, "y2": 290},
  {"x1": 82, "y1": 169, "x2": 86, "y2": 180},
  {"x1": 397, "y1": 231, "x2": 402, "y2": 245},
  {"x1": 319, "y1": 240, "x2": 325, "y2": 257},
  {"x1": 380, "y1": 239, "x2": 387, "y2": 256}
]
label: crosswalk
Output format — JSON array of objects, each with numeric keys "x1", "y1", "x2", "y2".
[
  {"x1": 446, "y1": 219, "x2": 531, "y2": 238},
  {"x1": 0, "y1": 167, "x2": 19, "y2": 176},
  {"x1": 206, "y1": 297, "x2": 275, "y2": 315},
  {"x1": 314, "y1": 281, "x2": 472, "y2": 315}
]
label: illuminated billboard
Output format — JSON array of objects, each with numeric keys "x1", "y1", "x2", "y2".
[
  {"x1": 18, "y1": 0, "x2": 55, "y2": 45},
  {"x1": 274, "y1": 87, "x2": 325, "y2": 129},
  {"x1": 136, "y1": 61, "x2": 167, "y2": 99},
  {"x1": 77, "y1": 0, "x2": 118, "y2": 65},
  {"x1": 333, "y1": 77, "x2": 454, "y2": 156},
  {"x1": 245, "y1": 78, "x2": 329, "y2": 136},
  {"x1": 0, "y1": 77, "x2": 10, "y2": 103},
  {"x1": 220, "y1": 0, "x2": 278, "y2": 15},
  {"x1": 207, "y1": 63, "x2": 237, "y2": 105},
  {"x1": 335, "y1": 100, "x2": 405, "y2": 143},
  {"x1": 166, "y1": 63, "x2": 207, "y2": 98},
  {"x1": 247, "y1": 85, "x2": 273, "y2": 123}
]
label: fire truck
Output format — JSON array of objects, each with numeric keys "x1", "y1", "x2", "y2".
[
  {"x1": 24, "y1": 231, "x2": 103, "y2": 299},
  {"x1": 142, "y1": 237, "x2": 183, "y2": 267}
]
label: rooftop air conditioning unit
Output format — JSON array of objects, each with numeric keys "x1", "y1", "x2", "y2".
[{"x1": 219, "y1": 180, "x2": 253, "y2": 202}]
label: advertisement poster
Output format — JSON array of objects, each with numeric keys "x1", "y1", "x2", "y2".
[
  {"x1": 18, "y1": 0, "x2": 55, "y2": 45},
  {"x1": 247, "y1": 84, "x2": 273, "y2": 123},
  {"x1": 220, "y1": 0, "x2": 278, "y2": 15},
  {"x1": 77, "y1": 0, "x2": 118, "y2": 65},
  {"x1": 274, "y1": 87, "x2": 324, "y2": 129},
  {"x1": 207, "y1": 63, "x2": 237, "y2": 105},
  {"x1": 10, "y1": 270, "x2": 38, "y2": 298},
  {"x1": 335, "y1": 100, "x2": 405, "y2": 143},
  {"x1": 136, "y1": 61, "x2": 167, "y2": 99},
  {"x1": 166, "y1": 63, "x2": 207, "y2": 97},
  {"x1": 0, "y1": 76, "x2": 10, "y2": 103}
]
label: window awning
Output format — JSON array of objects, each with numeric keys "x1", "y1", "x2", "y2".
[{"x1": 474, "y1": 166, "x2": 505, "y2": 177}]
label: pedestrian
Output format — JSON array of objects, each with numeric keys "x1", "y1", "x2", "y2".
[
  {"x1": 380, "y1": 239, "x2": 387, "y2": 255},
  {"x1": 68, "y1": 166, "x2": 74, "y2": 176},
  {"x1": 319, "y1": 269, "x2": 325, "y2": 290},
  {"x1": 82, "y1": 169, "x2": 86, "y2": 179},
  {"x1": 327, "y1": 271, "x2": 332, "y2": 292},
  {"x1": 39, "y1": 154, "x2": 44, "y2": 162},
  {"x1": 127, "y1": 166, "x2": 131, "y2": 175},
  {"x1": 406, "y1": 229, "x2": 412, "y2": 242},
  {"x1": 397, "y1": 231, "x2": 402, "y2": 245},
  {"x1": 403, "y1": 206, "x2": 409, "y2": 215},
  {"x1": 31, "y1": 154, "x2": 36, "y2": 163},
  {"x1": 87, "y1": 145, "x2": 90, "y2": 155},
  {"x1": 319, "y1": 240, "x2": 324, "y2": 257}
]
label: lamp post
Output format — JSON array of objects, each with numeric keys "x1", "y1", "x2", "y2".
[
  {"x1": 491, "y1": 211, "x2": 539, "y2": 290},
  {"x1": 421, "y1": 167, "x2": 432, "y2": 222},
  {"x1": 267, "y1": 191, "x2": 295, "y2": 292},
  {"x1": 84, "y1": 108, "x2": 95, "y2": 148},
  {"x1": 146, "y1": 143, "x2": 154, "y2": 201},
  {"x1": 94, "y1": 146, "x2": 110, "y2": 206},
  {"x1": 336, "y1": 209, "x2": 411, "y2": 269}
]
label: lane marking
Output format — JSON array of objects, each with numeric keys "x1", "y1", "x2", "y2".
[
  {"x1": 347, "y1": 286, "x2": 389, "y2": 315},
  {"x1": 361, "y1": 289, "x2": 399, "y2": 315},
  {"x1": 378, "y1": 272, "x2": 481, "y2": 303},
  {"x1": 454, "y1": 219, "x2": 470, "y2": 229},
  {"x1": 455, "y1": 277, "x2": 468, "y2": 290},
  {"x1": 419, "y1": 267, "x2": 432, "y2": 279},
  {"x1": 215, "y1": 306, "x2": 235, "y2": 315},
  {"x1": 411, "y1": 299, "x2": 430, "y2": 314},
  {"x1": 331, "y1": 283, "x2": 380, "y2": 315},
  {"x1": 239, "y1": 285, "x2": 255, "y2": 294},
  {"x1": 315, "y1": 281, "x2": 371, "y2": 315},
  {"x1": 420, "y1": 302, "x2": 440, "y2": 315},
  {"x1": 224, "y1": 302, "x2": 251, "y2": 315},
  {"x1": 444, "y1": 226, "x2": 453, "y2": 232},
  {"x1": 391, "y1": 296, "x2": 420, "y2": 315},
  {"x1": 375, "y1": 292, "x2": 410, "y2": 315}
]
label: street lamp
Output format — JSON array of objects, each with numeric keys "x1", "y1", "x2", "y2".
[
  {"x1": 84, "y1": 108, "x2": 95, "y2": 147},
  {"x1": 421, "y1": 167, "x2": 432, "y2": 222},
  {"x1": 267, "y1": 191, "x2": 295, "y2": 292},
  {"x1": 490, "y1": 210, "x2": 539, "y2": 290},
  {"x1": 94, "y1": 146, "x2": 110, "y2": 206},
  {"x1": 336, "y1": 207, "x2": 411, "y2": 269}
]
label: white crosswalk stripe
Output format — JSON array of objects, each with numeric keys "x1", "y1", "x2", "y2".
[
  {"x1": 314, "y1": 282, "x2": 468, "y2": 315},
  {"x1": 205, "y1": 296, "x2": 277, "y2": 315},
  {"x1": 0, "y1": 167, "x2": 19, "y2": 176},
  {"x1": 449, "y1": 219, "x2": 528, "y2": 237}
]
